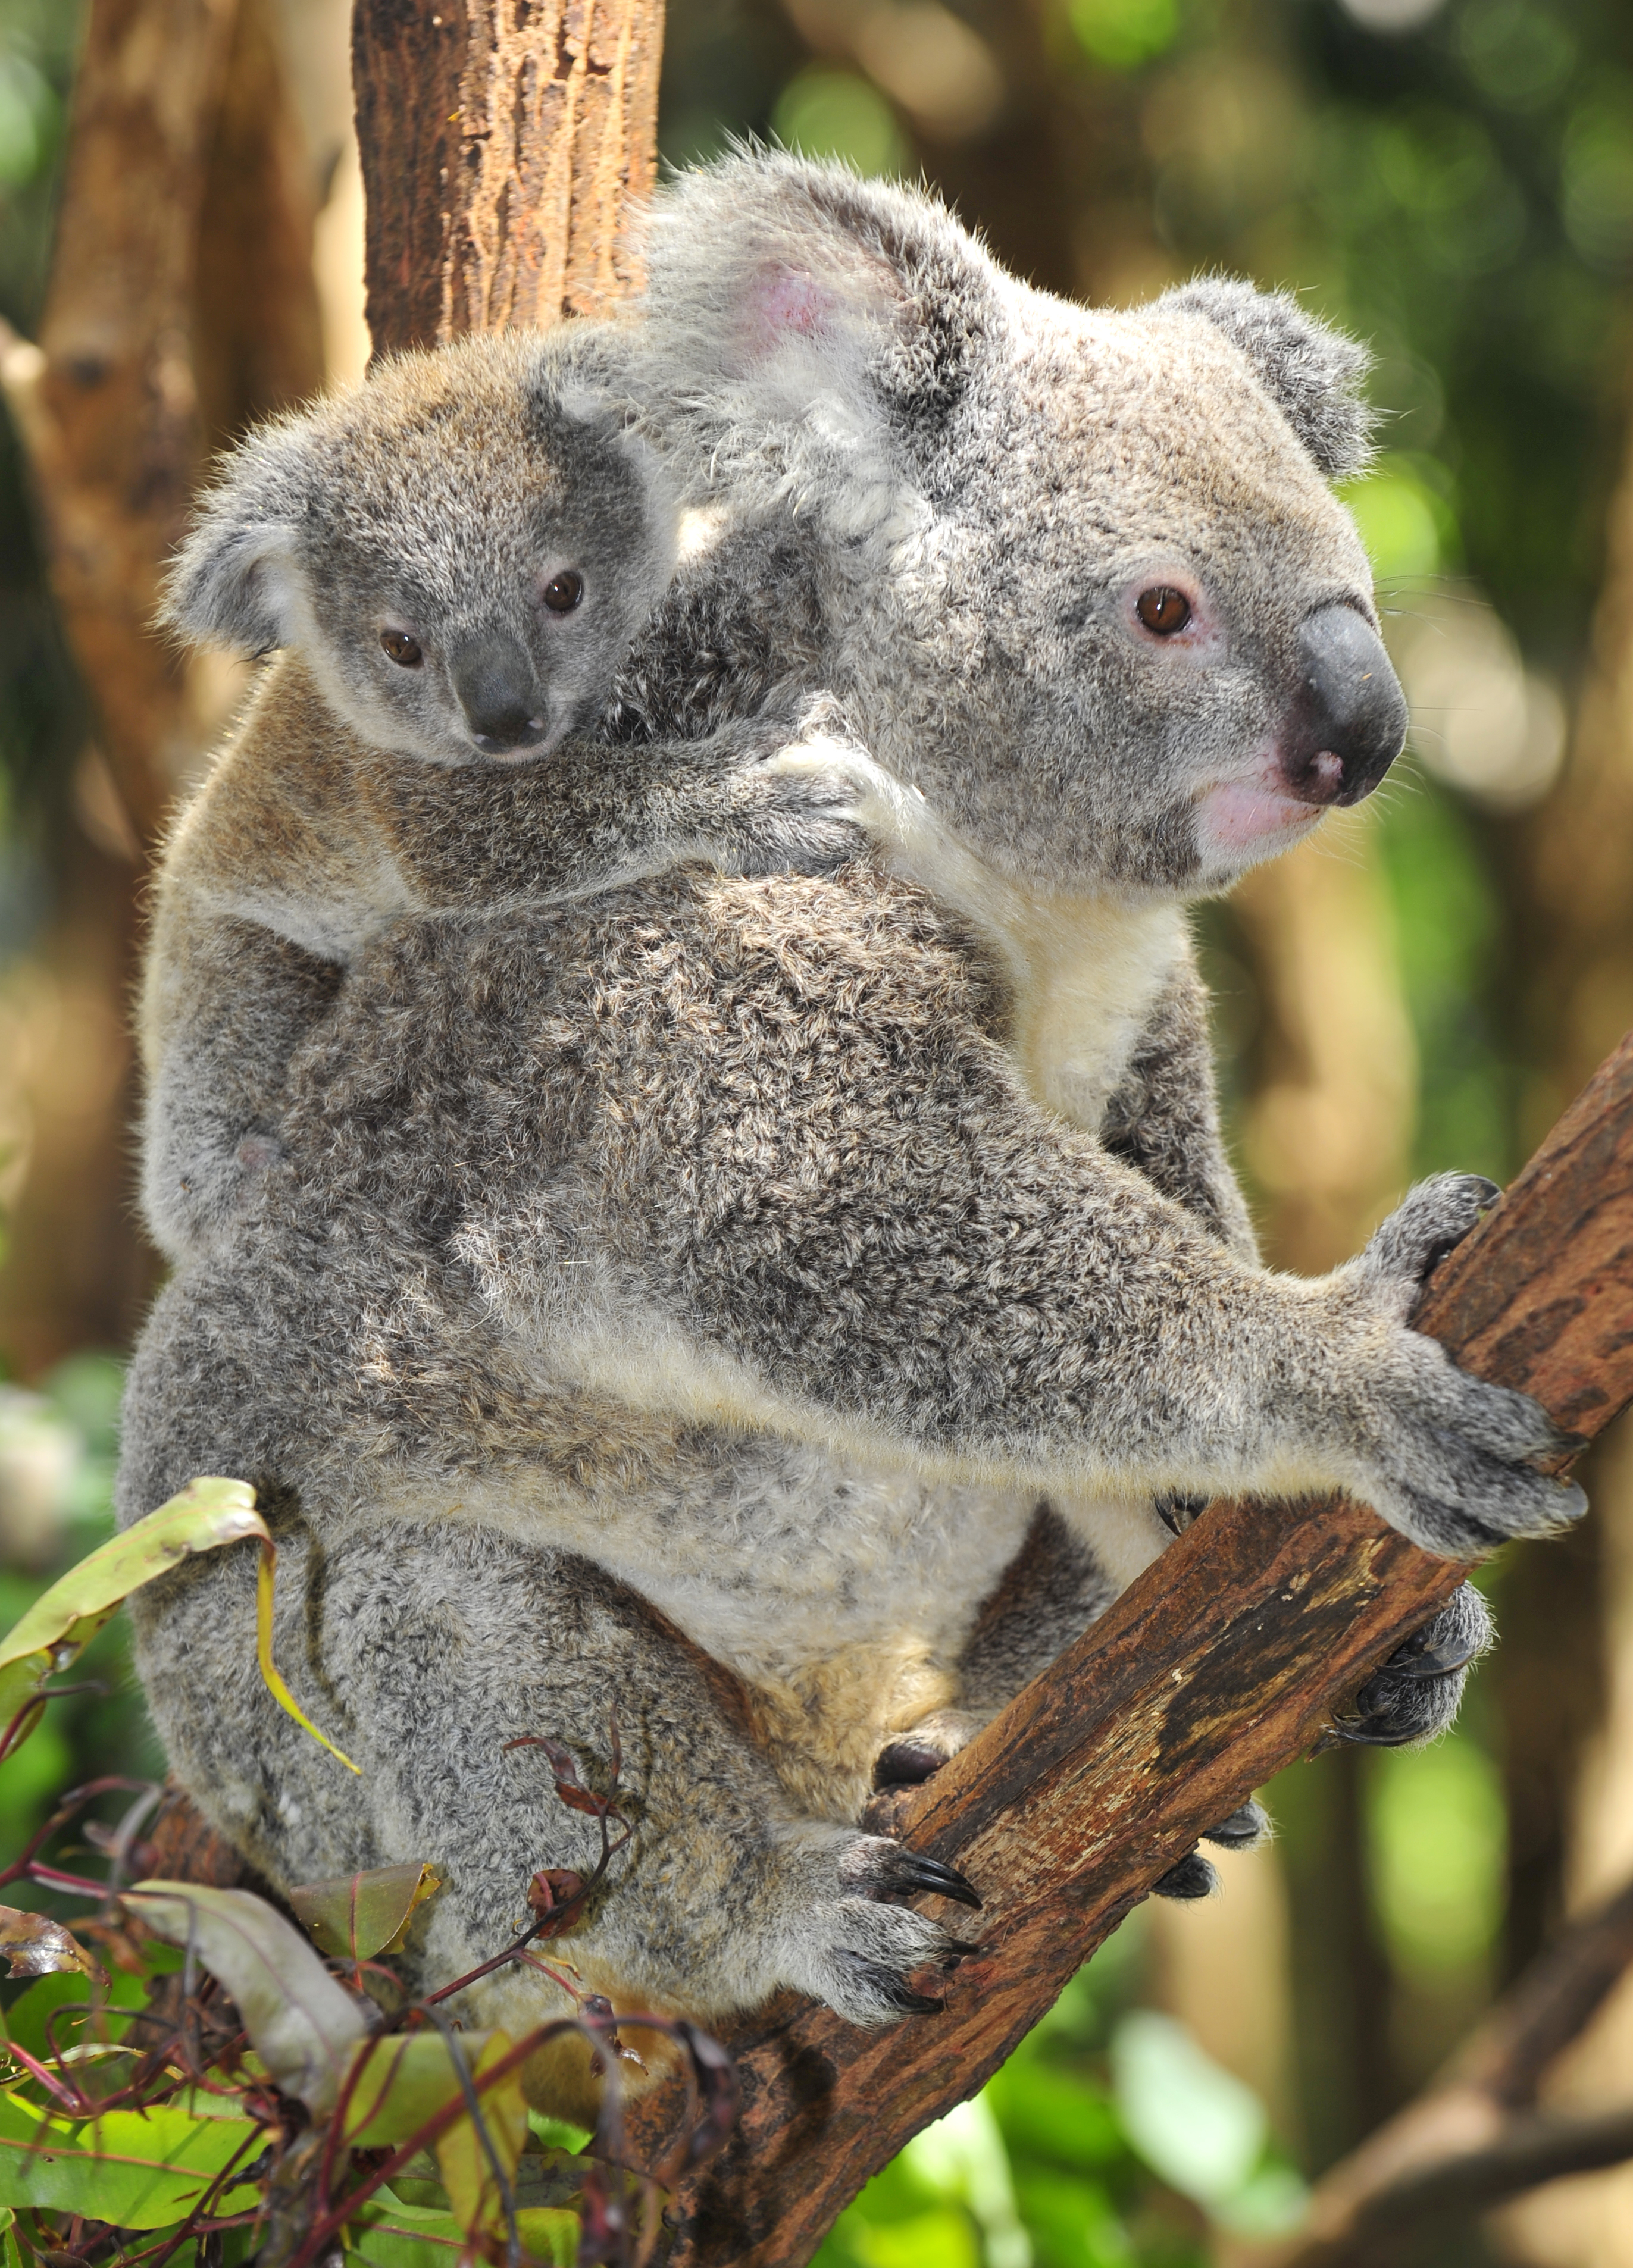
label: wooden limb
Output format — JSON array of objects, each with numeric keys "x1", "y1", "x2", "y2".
[
  {"x1": 1, "y1": 0, "x2": 239, "y2": 845},
  {"x1": 622, "y1": 1028, "x2": 1633, "y2": 2266},
  {"x1": 1233, "y1": 1872, "x2": 1633, "y2": 2266},
  {"x1": 351, "y1": 0, "x2": 666, "y2": 353}
]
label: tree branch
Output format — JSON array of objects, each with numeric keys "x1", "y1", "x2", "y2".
[{"x1": 624, "y1": 1026, "x2": 1633, "y2": 2266}]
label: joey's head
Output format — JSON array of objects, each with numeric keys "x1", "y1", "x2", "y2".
[
  {"x1": 164, "y1": 332, "x2": 676, "y2": 764},
  {"x1": 637, "y1": 155, "x2": 1404, "y2": 898}
]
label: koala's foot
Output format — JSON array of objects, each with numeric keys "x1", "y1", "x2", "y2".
[
  {"x1": 1150, "y1": 1800, "x2": 1271, "y2": 1902},
  {"x1": 872, "y1": 1708, "x2": 984, "y2": 1790},
  {"x1": 777, "y1": 1828, "x2": 982, "y2": 2025},
  {"x1": 1335, "y1": 1581, "x2": 1492, "y2": 1747},
  {"x1": 1321, "y1": 1173, "x2": 1587, "y2": 1558}
]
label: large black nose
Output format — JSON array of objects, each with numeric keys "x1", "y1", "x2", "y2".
[
  {"x1": 449, "y1": 632, "x2": 549, "y2": 754},
  {"x1": 1284, "y1": 606, "x2": 1408, "y2": 807}
]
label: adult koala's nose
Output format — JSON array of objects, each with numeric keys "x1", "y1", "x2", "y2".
[
  {"x1": 449, "y1": 631, "x2": 549, "y2": 755},
  {"x1": 1281, "y1": 606, "x2": 1408, "y2": 808}
]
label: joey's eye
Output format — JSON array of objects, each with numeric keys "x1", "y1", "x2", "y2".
[
  {"x1": 380, "y1": 629, "x2": 423, "y2": 667},
  {"x1": 1136, "y1": 586, "x2": 1193, "y2": 636},
  {"x1": 542, "y1": 571, "x2": 584, "y2": 614}
]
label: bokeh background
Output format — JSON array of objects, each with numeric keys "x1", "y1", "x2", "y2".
[{"x1": 2, "y1": 0, "x2": 1632, "y2": 2261}]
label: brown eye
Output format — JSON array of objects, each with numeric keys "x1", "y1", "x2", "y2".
[
  {"x1": 380, "y1": 629, "x2": 423, "y2": 667},
  {"x1": 1136, "y1": 586, "x2": 1192, "y2": 636},
  {"x1": 542, "y1": 570, "x2": 584, "y2": 614}
]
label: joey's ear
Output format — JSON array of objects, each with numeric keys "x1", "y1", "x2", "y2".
[
  {"x1": 636, "y1": 150, "x2": 1000, "y2": 450},
  {"x1": 1158, "y1": 277, "x2": 1374, "y2": 483},
  {"x1": 160, "y1": 420, "x2": 316, "y2": 652}
]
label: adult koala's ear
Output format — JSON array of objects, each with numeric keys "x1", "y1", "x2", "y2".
[
  {"x1": 633, "y1": 150, "x2": 1001, "y2": 513},
  {"x1": 1157, "y1": 278, "x2": 1374, "y2": 484},
  {"x1": 160, "y1": 417, "x2": 317, "y2": 653}
]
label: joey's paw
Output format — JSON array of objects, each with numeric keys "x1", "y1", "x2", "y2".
[
  {"x1": 1150, "y1": 1801, "x2": 1270, "y2": 1900},
  {"x1": 1359, "y1": 1173, "x2": 1500, "y2": 1315},
  {"x1": 1336, "y1": 1581, "x2": 1491, "y2": 1747},
  {"x1": 787, "y1": 1832, "x2": 982, "y2": 2026}
]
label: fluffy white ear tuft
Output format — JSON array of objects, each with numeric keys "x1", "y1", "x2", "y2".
[
  {"x1": 629, "y1": 151, "x2": 1000, "y2": 532},
  {"x1": 160, "y1": 419, "x2": 315, "y2": 653}
]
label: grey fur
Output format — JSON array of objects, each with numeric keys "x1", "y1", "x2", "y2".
[
  {"x1": 143, "y1": 337, "x2": 875, "y2": 1260},
  {"x1": 120, "y1": 155, "x2": 1573, "y2": 2069},
  {"x1": 1157, "y1": 278, "x2": 1375, "y2": 483}
]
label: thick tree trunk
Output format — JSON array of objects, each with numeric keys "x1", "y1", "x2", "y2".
[
  {"x1": 351, "y1": 0, "x2": 665, "y2": 354},
  {"x1": 0, "y1": 0, "x2": 324, "y2": 1374}
]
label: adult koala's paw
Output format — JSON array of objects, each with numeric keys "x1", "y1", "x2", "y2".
[
  {"x1": 1318, "y1": 1174, "x2": 1587, "y2": 1558},
  {"x1": 782, "y1": 1831, "x2": 982, "y2": 2025},
  {"x1": 1335, "y1": 1581, "x2": 1492, "y2": 1747},
  {"x1": 1150, "y1": 1801, "x2": 1271, "y2": 1902}
]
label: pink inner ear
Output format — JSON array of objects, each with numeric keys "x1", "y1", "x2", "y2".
[{"x1": 746, "y1": 264, "x2": 834, "y2": 354}]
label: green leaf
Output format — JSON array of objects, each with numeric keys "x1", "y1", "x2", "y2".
[
  {"x1": 289, "y1": 1863, "x2": 441, "y2": 1960},
  {"x1": 434, "y1": 2032, "x2": 527, "y2": 2239},
  {"x1": 123, "y1": 1882, "x2": 368, "y2": 2114},
  {"x1": 515, "y1": 2207, "x2": 580, "y2": 2265},
  {"x1": 0, "y1": 2091, "x2": 260, "y2": 2229},
  {"x1": 526, "y1": 2109, "x2": 591, "y2": 2155},
  {"x1": 1111, "y1": 2010, "x2": 1266, "y2": 2207},
  {"x1": 340, "y1": 2034, "x2": 473, "y2": 2150},
  {"x1": 345, "y1": 2186, "x2": 468, "y2": 2266},
  {"x1": 0, "y1": 1480, "x2": 265, "y2": 1753}
]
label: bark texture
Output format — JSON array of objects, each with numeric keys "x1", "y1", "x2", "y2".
[
  {"x1": 352, "y1": 0, "x2": 666, "y2": 353},
  {"x1": 623, "y1": 1027, "x2": 1633, "y2": 2268}
]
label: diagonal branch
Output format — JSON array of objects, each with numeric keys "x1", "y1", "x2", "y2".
[{"x1": 624, "y1": 1025, "x2": 1633, "y2": 2267}]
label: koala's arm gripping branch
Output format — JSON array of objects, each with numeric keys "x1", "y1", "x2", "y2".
[{"x1": 626, "y1": 1023, "x2": 1633, "y2": 2268}]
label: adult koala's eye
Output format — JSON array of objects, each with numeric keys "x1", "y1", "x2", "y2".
[
  {"x1": 380, "y1": 629, "x2": 423, "y2": 667},
  {"x1": 542, "y1": 571, "x2": 584, "y2": 614},
  {"x1": 1136, "y1": 587, "x2": 1193, "y2": 636}
]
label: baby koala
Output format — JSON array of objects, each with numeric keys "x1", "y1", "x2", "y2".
[{"x1": 142, "y1": 331, "x2": 862, "y2": 1260}]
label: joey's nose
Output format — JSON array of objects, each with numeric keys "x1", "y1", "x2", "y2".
[
  {"x1": 450, "y1": 632, "x2": 549, "y2": 754},
  {"x1": 1284, "y1": 606, "x2": 1408, "y2": 807}
]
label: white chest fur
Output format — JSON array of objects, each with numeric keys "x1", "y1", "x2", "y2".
[{"x1": 769, "y1": 735, "x2": 1187, "y2": 1133}]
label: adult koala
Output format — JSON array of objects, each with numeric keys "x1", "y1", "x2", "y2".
[{"x1": 117, "y1": 157, "x2": 1578, "y2": 2076}]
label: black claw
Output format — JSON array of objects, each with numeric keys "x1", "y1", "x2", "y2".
[
  {"x1": 889, "y1": 1852, "x2": 983, "y2": 1910},
  {"x1": 1385, "y1": 1634, "x2": 1480, "y2": 1680},
  {"x1": 1332, "y1": 1709, "x2": 1420, "y2": 1749},
  {"x1": 1202, "y1": 1801, "x2": 1268, "y2": 1850},
  {"x1": 1150, "y1": 1851, "x2": 1218, "y2": 1900},
  {"x1": 940, "y1": 1940, "x2": 987, "y2": 1962}
]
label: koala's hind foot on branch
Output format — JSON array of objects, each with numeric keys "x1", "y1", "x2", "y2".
[{"x1": 1333, "y1": 1580, "x2": 1493, "y2": 1747}]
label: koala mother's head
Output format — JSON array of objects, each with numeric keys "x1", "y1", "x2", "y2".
[
  {"x1": 637, "y1": 154, "x2": 1405, "y2": 900},
  {"x1": 164, "y1": 334, "x2": 675, "y2": 765}
]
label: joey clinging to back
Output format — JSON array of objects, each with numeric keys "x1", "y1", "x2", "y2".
[
  {"x1": 143, "y1": 333, "x2": 682, "y2": 1261},
  {"x1": 142, "y1": 332, "x2": 871, "y2": 1263}
]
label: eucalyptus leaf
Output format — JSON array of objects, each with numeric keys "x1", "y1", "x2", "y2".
[
  {"x1": 0, "y1": 2090, "x2": 261, "y2": 2228},
  {"x1": 123, "y1": 1881, "x2": 368, "y2": 2114},
  {"x1": 434, "y1": 2029, "x2": 528, "y2": 2238},
  {"x1": 0, "y1": 1479, "x2": 264, "y2": 1749},
  {"x1": 289, "y1": 1860, "x2": 441, "y2": 1959}
]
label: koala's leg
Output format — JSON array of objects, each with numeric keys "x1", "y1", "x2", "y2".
[
  {"x1": 118, "y1": 1339, "x2": 979, "y2": 2040},
  {"x1": 140, "y1": 913, "x2": 340, "y2": 1262}
]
